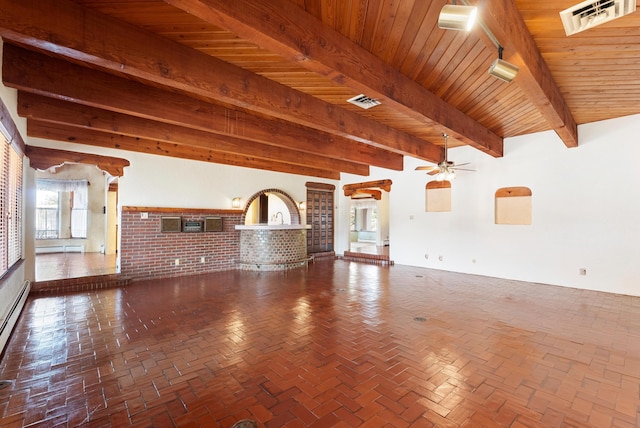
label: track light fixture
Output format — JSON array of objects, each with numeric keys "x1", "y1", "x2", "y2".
[
  {"x1": 439, "y1": 0, "x2": 519, "y2": 84},
  {"x1": 488, "y1": 46, "x2": 519, "y2": 83},
  {"x1": 438, "y1": 0, "x2": 478, "y2": 31}
]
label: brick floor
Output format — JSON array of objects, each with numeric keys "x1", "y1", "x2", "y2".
[{"x1": 1, "y1": 260, "x2": 639, "y2": 427}]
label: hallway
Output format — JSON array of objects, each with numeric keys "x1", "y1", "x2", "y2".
[{"x1": 2, "y1": 260, "x2": 639, "y2": 426}]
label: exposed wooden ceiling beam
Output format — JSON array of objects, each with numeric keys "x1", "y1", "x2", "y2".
[
  {"x1": 25, "y1": 146, "x2": 130, "y2": 177},
  {"x1": 0, "y1": 0, "x2": 443, "y2": 163},
  {"x1": 27, "y1": 121, "x2": 340, "y2": 179},
  {"x1": 17, "y1": 92, "x2": 369, "y2": 176},
  {"x1": 350, "y1": 189, "x2": 382, "y2": 200},
  {"x1": 479, "y1": 0, "x2": 578, "y2": 148},
  {"x1": 163, "y1": 0, "x2": 503, "y2": 157},
  {"x1": 2, "y1": 44, "x2": 403, "y2": 171},
  {"x1": 343, "y1": 179, "x2": 393, "y2": 196}
]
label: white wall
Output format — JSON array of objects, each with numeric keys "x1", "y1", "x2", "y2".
[
  {"x1": 27, "y1": 138, "x2": 330, "y2": 214},
  {"x1": 339, "y1": 114, "x2": 640, "y2": 296}
]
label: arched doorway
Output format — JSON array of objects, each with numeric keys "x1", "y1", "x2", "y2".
[{"x1": 240, "y1": 188, "x2": 301, "y2": 225}]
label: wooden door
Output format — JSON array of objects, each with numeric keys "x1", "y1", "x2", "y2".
[{"x1": 306, "y1": 183, "x2": 335, "y2": 254}]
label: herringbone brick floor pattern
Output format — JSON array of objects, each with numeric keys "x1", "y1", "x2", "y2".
[{"x1": 1, "y1": 260, "x2": 639, "y2": 427}]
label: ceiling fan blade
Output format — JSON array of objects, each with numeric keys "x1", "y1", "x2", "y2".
[
  {"x1": 427, "y1": 170, "x2": 440, "y2": 176},
  {"x1": 415, "y1": 165, "x2": 439, "y2": 172},
  {"x1": 452, "y1": 162, "x2": 471, "y2": 167},
  {"x1": 451, "y1": 167, "x2": 476, "y2": 171}
]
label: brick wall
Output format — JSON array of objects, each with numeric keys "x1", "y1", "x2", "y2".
[
  {"x1": 238, "y1": 228, "x2": 308, "y2": 271},
  {"x1": 120, "y1": 207, "x2": 241, "y2": 281}
]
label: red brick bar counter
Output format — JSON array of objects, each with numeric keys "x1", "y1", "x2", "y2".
[{"x1": 235, "y1": 224, "x2": 311, "y2": 271}]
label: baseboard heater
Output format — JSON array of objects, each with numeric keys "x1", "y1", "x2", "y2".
[
  {"x1": 0, "y1": 280, "x2": 30, "y2": 356},
  {"x1": 35, "y1": 245, "x2": 85, "y2": 254}
]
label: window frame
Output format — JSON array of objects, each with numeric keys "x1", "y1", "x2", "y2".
[{"x1": 1, "y1": 137, "x2": 24, "y2": 275}]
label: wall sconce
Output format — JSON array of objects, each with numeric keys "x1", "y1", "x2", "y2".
[
  {"x1": 299, "y1": 201, "x2": 306, "y2": 210},
  {"x1": 488, "y1": 46, "x2": 519, "y2": 83},
  {"x1": 232, "y1": 197, "x2": 242, "y2": 209},
  {"x1": 438, "y1": 1, "x2": 477, "y2": 31}
]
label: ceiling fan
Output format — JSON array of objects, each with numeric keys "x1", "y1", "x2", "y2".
[{"x1": 415, "y1": 133, "x2": 474, "y2": 181}]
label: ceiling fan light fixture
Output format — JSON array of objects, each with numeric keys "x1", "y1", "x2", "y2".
[
  {"x1": 435, "y1": 165, "x2": 456, "y2": 181},
  {"x1": 488, "y1": 46, "x2": 519, "y2": 83},
  {"x1": 438, "y1": 3, "x2": 478, "y2": 31},
  {"x1": 435, "y1": 171, "x2": 454, "y2": 181},
  {"x1": 416, "y1": 134, "x2": 473, "y2": 181}
]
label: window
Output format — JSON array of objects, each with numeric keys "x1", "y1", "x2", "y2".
[
  {"x1": 36, "y1": 179, "x2": 89, "y2": 239},
  {"x1": 71, "y1": 186, "x2": 88, "y2": 238},
  {"x1": 1, "y1": 137, "x2": 23, "y2": 274},
  {"x1": 36, "y1": 189, "x2": 59, "y2": 239}
]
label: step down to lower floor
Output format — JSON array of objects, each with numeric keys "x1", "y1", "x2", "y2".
[
  {"x1": 31, "y1": 274, "x2": 132, "y2": 295},
  {"x1": 340, "y1": 251, "x2": 393, "y2": 265},
  {"x1": 309, "y1": 251, "x2": 336, "y2": 262}
]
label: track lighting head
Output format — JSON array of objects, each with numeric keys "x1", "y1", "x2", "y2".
[
  {"x1": 488, "y1": 46, "x2": 519, "y2": 83},
  {"x1": 438, "y1": 3, "x2": 478, "y2": 31}
]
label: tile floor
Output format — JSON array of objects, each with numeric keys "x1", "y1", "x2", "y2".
[
  {"x1": 1, "y1": 260, "x2": 640, "y2": 427},
  {"x1": 35, "y1": 253, "x2": 117, "y2": 281}
]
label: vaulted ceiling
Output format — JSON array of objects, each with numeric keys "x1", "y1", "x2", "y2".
[{"x1": 1, "y1": 0, "x2": 638, "y2": 179}]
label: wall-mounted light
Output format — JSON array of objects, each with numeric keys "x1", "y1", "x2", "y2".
[
  {"x1": 438, "y1": 1, "x2": 477, "y2": 31},
  {"x1": 488, "y1": 46, "x2": 519, "y2": 83},
  {"x1": 232, "y1": 197, "x2": 242, "y2": 209},
  {"x1": 299, "y1": 201, "x2": 306, "y2": 210}
]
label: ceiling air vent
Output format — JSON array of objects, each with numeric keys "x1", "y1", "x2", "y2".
[
  {"x1": 560, "y1": 0, "x2": 636, "y2": 36},
  {"x1": 347, "y1": 94, "x2": 381, "y2": 109}
]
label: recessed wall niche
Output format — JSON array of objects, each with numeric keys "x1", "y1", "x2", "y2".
[
  {"x1": 495, "y1": 187, "x2": 532, "y2": 225},
  {"x1": 425, "y1": 180, "x2": 451, "y2": 212}
]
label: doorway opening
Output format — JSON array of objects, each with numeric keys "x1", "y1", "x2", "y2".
[
  {"x1": 241, "y1": 188, "x2": 301, "y2": 226},
  {"x1": 343, "y1": 179, "x2": 391, "y2": 261},
  {"x1": 34, "y1": 165, "x2": 117, "y2": 281},
  {"x1": 349, "y1": 200, "x2": 378, "y2": 251},
  {"x1": 28, "y1": 147, "x2": 129, "y2": 282}
]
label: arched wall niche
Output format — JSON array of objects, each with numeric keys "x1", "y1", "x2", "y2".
[
  {"x1": 425, "y1": 180, "x2": 451, "y2": 212},
  {"x1": 495, "y1": 186, "x2": 532, "y2": 225},
  {"x1": 241, "y1": 188, "x2": 301, "y2": 225}
]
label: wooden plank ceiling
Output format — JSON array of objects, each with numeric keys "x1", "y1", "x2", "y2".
[{"x1": 0, "y1": 0, "x2": 638, "y2": 179}]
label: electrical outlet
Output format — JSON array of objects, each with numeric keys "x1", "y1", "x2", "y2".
[
  {"x1": 140, "y1": 212, "x2": 148, "y2": 219},
  {"x1": 175, "y1": 259, "x2": 180, "y2": 266},
  {"x1": 579, "y1": 268, "x2": 586, "y2": 276},
  {"x1": 200, "y1": 257, "x2": 205, "y2": 263},
  {"x1": 438, "y1": 255, "x2": 443, "y2": 261}
]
